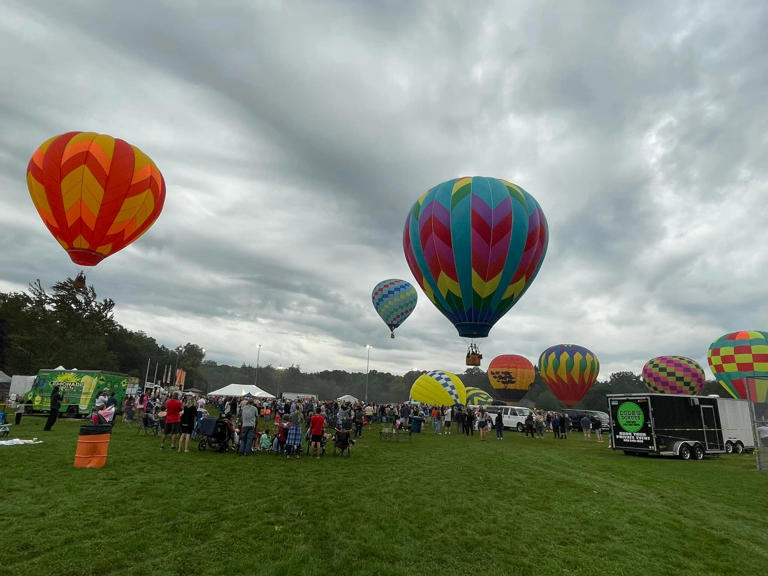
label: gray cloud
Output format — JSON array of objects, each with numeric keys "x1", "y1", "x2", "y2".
[{"x1": 1, "y1": 0, "x2": 767, "y2": 382}]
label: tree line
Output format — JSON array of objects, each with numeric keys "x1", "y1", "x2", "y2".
[{"x1": 0, "y1": 278, "x2": 729, "y2": 408}]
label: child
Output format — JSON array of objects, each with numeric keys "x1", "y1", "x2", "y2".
[{"x1": 259, "y1": 429, "x2": 272, "y2": 452}]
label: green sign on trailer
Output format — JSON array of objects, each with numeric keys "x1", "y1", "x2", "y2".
[{"x1": 25, "y1": 370, "x2": 139, "y2": 416}]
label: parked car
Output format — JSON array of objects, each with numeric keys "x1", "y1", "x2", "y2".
[
  {"x1": 563, "y1": 409, "x2": 610, "y2": 431},
  {"x1": 480, "y1": 405, "x2": 533, "y2": 432}
]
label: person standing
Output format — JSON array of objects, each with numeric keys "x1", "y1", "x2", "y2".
[
  {"x1": 179, "y1": 397, "x2": 197, "y2": 453},
  {"x1": 443, "y1": 406, "x2": 452, "y2": 435},
  {"x1": 161, "y1": 393, "x2": 183, "y2": 450},
  {"x1": 593, "y1": 417, "x2": 603, "y2": 443},
  {"x1": 43, "y1": 385, "x2": 64, "y2": 431},
  {"x1": 560, "y1": 413, "x2": 569, "y2": 440},
  {"x1": 552, "y1": 413, "x2": 561, "y2": 439},
  {"x1": 477, "y1": 409, "x2": 489, "y2": 442},
  {"x1": 581, "y1": 415, "x2": 592, "y2": 440},
  {"x1": 286, "y1": 406, "x2": 304, "y2": 459},
  {"x1": 494, "y1": 411, "x2": 504, "y2": 440},
  {"x1": 524, "y1": 413, "x2": 535, "y2": 438},
  {"x1": 309, "y1": 407, "x2": 326, "y2": 459},
  {"x1": 239, "y1": 400, "x2": 258, "y2": 456},
  {"x1": 14, "y1": 397, "x2": 25, "y2": 425}
]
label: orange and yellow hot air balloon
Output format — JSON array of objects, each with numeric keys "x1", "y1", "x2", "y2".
[{"x1": 26, "y1": 131, "x2": 165, "y2": 266}]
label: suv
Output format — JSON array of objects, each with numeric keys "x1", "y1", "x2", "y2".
[
  {"x1": 563, "y1": 409, "x2": 610, "y2": 431},
  {"x1": 480, "y1": 405, "x2": 533, "y2": 432}
]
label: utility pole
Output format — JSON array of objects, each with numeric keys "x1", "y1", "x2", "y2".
[{"x1": 365, "y1": 345, "x2": 373, "y2": 403}]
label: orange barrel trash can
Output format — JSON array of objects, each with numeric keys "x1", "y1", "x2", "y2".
[{"x1": 74, "y1": 424, "x2": 112, "y2": 468}]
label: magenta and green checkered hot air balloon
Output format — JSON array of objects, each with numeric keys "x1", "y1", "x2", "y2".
[
  {"x1": 707, "y1": 331, "x2": 768, "y2": 403},
  {"x1": 403, "y1": 177, "x2": 548, "y2": 340},
  {"x1": 371, "y1": 279, "x2": 417, "y2": 338},
  {"x1": 642, "y1": 356, "x2": 705, "y2": 395}
]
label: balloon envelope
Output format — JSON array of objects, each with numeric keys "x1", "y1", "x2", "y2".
[
  {"x1": 538, "y1": 344, "x2": 599, "y2": 408},
  {"x1": 487, "y1": 354, "x2": 535, "y2": 403},
  {"x1": 371, "y1": 279, "x2": 417, "y2": 336},
  {"x1": 707, "y1": 331, "x2": 768, "y2": 403},
  {"x1": 465, "y1": 386, "x2": 494, "y2": 405},
  {"x1": 642, "y1": 356, "x2": 705, "y2": 395},
  {"x1": 403, "y1": 177, "x2": 548, "y2": 338},
  {"x1": 410, "y1": 370, "x2": 467, "y2": 407},
  {"x1": 27, "y1": 131, "x2": 166, "y2": 266}
]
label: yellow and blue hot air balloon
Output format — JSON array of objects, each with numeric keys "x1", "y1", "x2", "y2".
[
  {"x1": 371, "y1": 279, "x2": 417, "y2": 338},
  {"x1": 410, "y1": 370, "x2": 467, "y2": 406},
  {"x1": 403, "y1": 177, "x2": 548, "y2": 340},
  {"x1": 465, "y1": 386, "x2": 494, "y2": 406}
]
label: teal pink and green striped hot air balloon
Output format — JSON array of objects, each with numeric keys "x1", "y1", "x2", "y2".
[
  {"x1": 371, "y1": 279, "x2": 417, "y2": 338},
  {"x1": 403, "y1": 177, "x2": 548, "y2": 339}
]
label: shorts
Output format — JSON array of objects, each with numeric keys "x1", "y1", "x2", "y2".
[
  {"x1": 445, "y1": 421, "x2": 451, "y2": 427},
  {"x1": 181, "y1": 423, "x2": 193, "y2": 434},
  {"x1": 311, "y1": 434, "x2": 323, "y2": 443},
  {"x1": 164, "y1": 421, "x2": 181, "y2": 435}
]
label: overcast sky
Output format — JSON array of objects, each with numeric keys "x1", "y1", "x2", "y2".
[{"x1": 2, "y1": 0, "x2": 767, "y2": 379}]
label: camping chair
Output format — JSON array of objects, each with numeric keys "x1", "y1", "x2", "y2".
[
  {"x1": 137, "y1": 412, "x2": 160, "y2": 436},
  {"x1": 333, "y1": 429, "x2": 352, "y2": 456},
  {"x1": 0, "y1": 423, "x2": 10, "y2": 438}
]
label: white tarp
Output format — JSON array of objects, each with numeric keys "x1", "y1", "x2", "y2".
[
  {"x1": 207, "y1": 384, "x2": 275, "y2": 399},
  {"x1": 9, "y1": 375, "x2": 35, "y2": 400},
  {"x1": 337, "y1": 394, "x2": 360, "y2": 404}
]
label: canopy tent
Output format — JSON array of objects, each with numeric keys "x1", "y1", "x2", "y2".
[
  {"x1": 0, "y1": 371, "x2": 10, "y2": 384},
  {"x1": 207, "y1": 384, "x2": 275, "y2": 399},
  {"x1": 337, "y1": 394, "x2": 360, "y2": 404}
]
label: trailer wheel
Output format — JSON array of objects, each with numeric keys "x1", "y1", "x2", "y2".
[
  {"x1": 678, "y1": 444, "x2": 692, "y2": 460},
  {"x1": 725, "y1": 441, "x2": 733, "y2": 454},
  {"x1": 734, "y1": 442, "x2": 744, "y2": 455},
  {"x1": 693, "y1": 444, "x2": 705, "y2": 460},
  {"x1": 517, "y1": 423, "x2": 525, "y2": 433}
]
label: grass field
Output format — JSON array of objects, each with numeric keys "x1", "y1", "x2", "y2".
[{"x1": 1, "y1": 415, "x2": 767, "y2": 576}]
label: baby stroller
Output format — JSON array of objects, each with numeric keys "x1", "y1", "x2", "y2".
[
  {"x1": 333, "y1": 428, "x2": 352, "y2": 457},
  {"x1": 305, "y1": 428, "x2": 327, "y2": 456},
  {"x1": 197, "y1": 416, "x2": 233, "y2": 452}
]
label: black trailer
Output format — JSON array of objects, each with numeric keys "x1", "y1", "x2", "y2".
[{"x1": 607, "y1": 393, "x2": 725, "y2": 460}]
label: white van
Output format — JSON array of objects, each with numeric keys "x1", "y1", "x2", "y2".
[{"x1": 478, "y1": 405, "x2": 533, "y2": 432}]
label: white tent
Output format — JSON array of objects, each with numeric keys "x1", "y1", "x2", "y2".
[
  {"x1": 337, "y1": 394, "x2": 360, "y2": 404},
  {"x1": 207, "y1": 384, "x2": 275, "y2": 399}
]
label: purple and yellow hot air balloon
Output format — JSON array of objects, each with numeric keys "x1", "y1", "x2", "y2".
[
  {"x1": 403, "y1": 177, "x2": 548, "y2": 342},
  {"x1": 708, "y1": 331, "x2": 768, "y2": 403},
  {"x1": 642, "y1": 356, "x2": 705, "y2": 395},
  {"x1": 538, "y1": 344, "x2": 599, "y2": 408}
]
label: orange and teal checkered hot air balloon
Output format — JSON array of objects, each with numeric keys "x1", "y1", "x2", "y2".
[
  {"x1": 403, "y1": 177, "x2": 548, "y2": 339},
  {"x1": 487, "y1": 354, "x2": 535, "y2": 403},
  {"x1": 642, "y1": 356, "x2": 705, "y2": 395},
  {"x1": 707, "y1": 331, "x2": 768, "y2": 403},
  {"x1": 26, "y1": 132, "x2": 166, "y2": 266},
  {"x1": 538, "y1": 344, "x2": 599, "y2": 408}
]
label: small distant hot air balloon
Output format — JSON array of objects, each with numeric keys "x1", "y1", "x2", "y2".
[
  {"x1": 371, "y1": 279, "x2": 417, "y2": 338},
  {"x1": 27, "y1": 131, "x2": 166, "y2": 268},
  {"x1": 403, "y1": 177, "x2": 548, "y2": 363},
  {"x1": 465, "y1": 386, "x2": 494, "y2": 406},
  {"x1": 410, "y1": 370, "x2": 467, "y2": 406},
  {"x1": 487, "y1": 354, "x2": 536, "y2": 403},
  {"x1": 642, "y1": 356, "x2": 705, "y2": 395},
  {"x1": 708, "y1": 331, "x2": 768, "y2": 403},
  {"x1": 538, "y1": 344, "x2": 599, "y2": 408}
]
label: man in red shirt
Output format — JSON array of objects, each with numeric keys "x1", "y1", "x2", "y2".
[
  {"x1": 161, "y1": 393, "x2": 183, "y2": 450},
  {"x1": 309, "y1": 407, "x2": 326, "y2": 459}
]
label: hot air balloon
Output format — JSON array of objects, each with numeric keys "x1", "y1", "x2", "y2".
[
  {"x1": 27, "y1": 131, "x2": 166, "y2": 268},
  {"x1": 708, "y1": 331, "x2": 768, "y2": 403},
  {"x1": 371, "y1": 279, "x2": 417, "y2": 338},
  {"x1": 465, "y1": 386, "x2": 494, "y2": 406},
  {"x1": 538, "y1": 344, "x2": 599, "y2": 408},
  {"x1": 403, "y1": 177, "x2": 548, "y2": 364},
  {"x1": 410, "y1": 370, "x2": 467, "y2": 406},
  {"x1": 642, "y1": 356, "x2": 705, "y2": 395},
  {"x1": 487, "y1": 354, "x2": 536, "y2": 403}
]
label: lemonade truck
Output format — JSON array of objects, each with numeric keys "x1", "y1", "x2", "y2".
[{"x1": 25, "y1": 369, "x2": 140, "y2": 417}]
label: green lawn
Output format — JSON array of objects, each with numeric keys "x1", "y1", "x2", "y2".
[{"x1": 1, "y1": 416, "x2": 766, "y2": 576}]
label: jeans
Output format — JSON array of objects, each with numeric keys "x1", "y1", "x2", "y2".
[
  {"x1": 434, "y1": 420, "x2": 441, "y2": 434},
  {"x1": 496, "y1": 427, "x2": 503, "y2": 439},
  {"x1": 240, "y1": 426, "x2": 254, "y2": 455}
]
